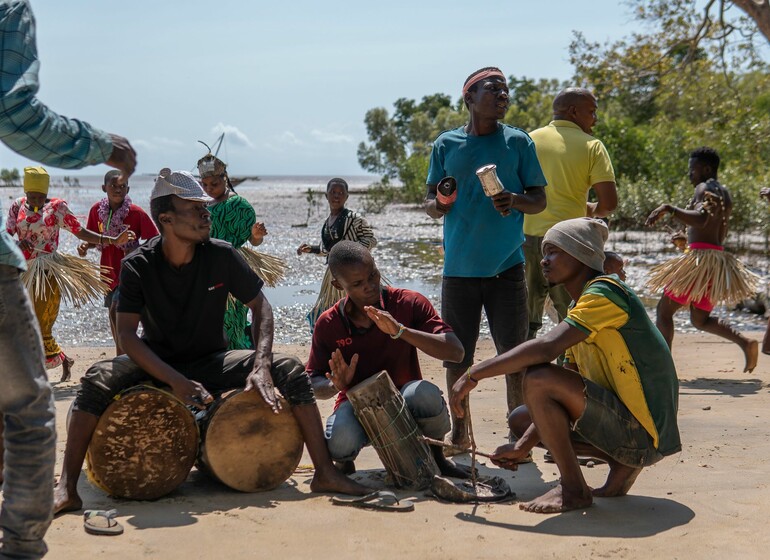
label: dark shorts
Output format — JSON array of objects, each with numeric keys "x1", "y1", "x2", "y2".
[
  {"x1": 572, "y1": 378, "x2": 664, "y2": 468},
  {"x1": 74, "y1": 350, "x2": 315, "y2": 417},
  {"x1": 103, "y1": 287, "x2": 118, "y2": 309},
  {"x1": 441, "y1": 263, "x2": 528, "y2": 368}
]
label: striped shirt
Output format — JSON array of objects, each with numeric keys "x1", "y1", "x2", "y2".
[{"x1": 0, "y1": 0, "x2": 113, "y2": 269}]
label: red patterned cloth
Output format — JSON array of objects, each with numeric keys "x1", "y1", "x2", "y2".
[{"x1": 6, "y1": 197, "x2": 82, "y2": 260}]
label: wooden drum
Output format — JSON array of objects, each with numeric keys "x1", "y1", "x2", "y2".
[
  {"x1": 197, "y1": 390, "x2": 304, "y2": 492},
  {"x1": 85, "y1": 385, "x2": 199, "y2": 500},
  {"x1": 347, "y1": 371, "x2": 439, "y2": 490}
]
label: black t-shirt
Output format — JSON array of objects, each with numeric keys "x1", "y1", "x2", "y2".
[{"x1": 117, "y1": 236, "x2": 264, "y2": 361}]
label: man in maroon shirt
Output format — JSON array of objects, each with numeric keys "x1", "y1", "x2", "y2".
[
  {"x1": 307, "y1": 241, "x2": 468, "y2": 476},
  {"x1": 79, "y1": 170, "x2": 158, "y2": 354}
]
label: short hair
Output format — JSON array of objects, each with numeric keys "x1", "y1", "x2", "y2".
[
  {"x1": 328, "y1": 240, "x2": 373, "y2": 277},
  {"x1": 103, "y1": 169, "x2": 121, "y2": 186},
  {"x1": 326, "y1": 177, "x2": 349, "y2": 193},
  {"x1": 150, "y1": 194, "x2": 175, "y2": 233},
  {"x1": 690, "y1": 146, "x2": 720, "y2": 171},
  {"x1": 604, "y1": 250, "x2": 621, "y2": 260},
  {"x1": 552, "y1": 88, "x2": 595, "y2": 113}
]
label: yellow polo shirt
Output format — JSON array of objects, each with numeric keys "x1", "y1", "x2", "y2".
[{"x1": 524, "y1": 120, "x2": 615, "y2": 237}]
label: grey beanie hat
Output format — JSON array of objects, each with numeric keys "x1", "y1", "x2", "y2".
[{"x1": 542, "y1": 217, "x2": 608, "y2": 272}]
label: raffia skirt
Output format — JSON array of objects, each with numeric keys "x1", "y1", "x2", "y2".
[{"x1": 646, "y1": 245, "x2": 759, "y2": 307}]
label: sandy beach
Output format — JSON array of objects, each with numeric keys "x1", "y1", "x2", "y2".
[{"x1": 39, "y1": 332, "x2": 769, "y2": 559}]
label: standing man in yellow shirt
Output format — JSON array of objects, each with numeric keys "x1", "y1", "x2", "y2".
[{"x1": 524, "y1": 88, "x2": 617, "y2": 340}]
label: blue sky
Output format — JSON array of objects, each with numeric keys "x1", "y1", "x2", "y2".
[{"x1": 2, "y1": 1, "x2": 649, "y2": 176}]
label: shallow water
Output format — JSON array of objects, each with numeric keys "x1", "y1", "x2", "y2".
[{"x1": 3, "y1": 175, "x2": 768, "y2": 348}]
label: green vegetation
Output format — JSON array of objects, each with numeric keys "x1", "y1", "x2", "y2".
[
  {"x1": 0, "y1": 168, "x2": 20, "y2": 187},
  {"x1": 357, "y1": 1, "x2": 770, "y2": 233}
]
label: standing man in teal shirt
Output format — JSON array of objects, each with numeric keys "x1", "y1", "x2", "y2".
[
  {"x1": 425, "y1": 67, "x2": 547, "y2": 449},
  {"x1": 0, "y1": 1, "x2": 136, "y2": 557}
]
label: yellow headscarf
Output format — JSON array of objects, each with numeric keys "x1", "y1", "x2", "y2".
[{"x1": 23, "y1": 166, "x2": 50, "y2": 195}]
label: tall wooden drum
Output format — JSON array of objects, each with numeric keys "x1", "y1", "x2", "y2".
[
  {"x1": 197, "y1": 390, "x2": 304, "y2": 492},
  {"x1": 85, "y1": 385, "x2": 199, "y2": 500},
  {"x1": 347, "y1": 371, "x2": 439, "y2": 490}
]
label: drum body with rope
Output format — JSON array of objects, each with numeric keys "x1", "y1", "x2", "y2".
[
  {"x1": 346, "y1": 371, "x2": 439, "y2": 490},
  {"x1": 197, "y1": 389, "x2": 304, "y2": 492},
  {"x1": 85, "y1": 385, "x2": 199, "y2": 500}
]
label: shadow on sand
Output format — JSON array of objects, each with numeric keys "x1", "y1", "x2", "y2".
[
  {"x1": 680, "y1": 377, "x2": 764, "y2": 398},
  {"x1": 66, "y1": 469, "x2": 318, "y2": 530},
  {"x1": 455, "y1": 494, "x2": 694, "y2": 538}
]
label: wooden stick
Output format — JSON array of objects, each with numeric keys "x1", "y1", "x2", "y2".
[{"x1": 420, "y1": 436, "x2": 495, "y2": 460}]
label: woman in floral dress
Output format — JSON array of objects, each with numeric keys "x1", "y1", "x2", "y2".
[{"x1": 6, "y1": 167, "x2": 135, "y2": 379}]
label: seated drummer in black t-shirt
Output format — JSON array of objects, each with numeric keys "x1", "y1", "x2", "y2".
[{"x1": 54, "y1": 168, "x2": 368, "y2": 514}]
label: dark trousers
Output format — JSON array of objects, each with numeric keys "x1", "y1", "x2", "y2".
[
  {"x1": 74, "y1": 350, "x2": 314, "y2": 416},
  {"x1": 441, "y1": 263, "x2": 529, "y2": 413}
]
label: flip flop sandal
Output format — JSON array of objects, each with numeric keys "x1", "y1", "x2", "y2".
[
  {"x1": 84, "y1": 509, "x2": 124, "y2": 536},
  {"x1": 331, "y1": 491, "x2": 414, "y2": 512}
]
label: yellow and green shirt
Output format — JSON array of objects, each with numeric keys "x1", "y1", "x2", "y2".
[{"x1": 564, "y1": 276, "x2": 681, "y2": 455}]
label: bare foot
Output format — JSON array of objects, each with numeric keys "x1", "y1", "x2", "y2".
[
  {"x1": 53, "y1": 484, "x2": 82, "y2": 515},
  {"x1": 519, "y1": 483, "x2": 592, "y2": 514},
  {"x1": 743, "y1": 339, "x2": 758, "y2": 373},
  {"x1": 592, "y1": 461, "x2": 642, "y2": 497},
  {"x1": 61, "y1": 355, "x2": 74, "y2": 382},
  {"x1": 310, "y1": 467, "x2": 370, "y2": 496},
  {"x1": 432, "y1": 448, "x2": 472, "y2": 479}
]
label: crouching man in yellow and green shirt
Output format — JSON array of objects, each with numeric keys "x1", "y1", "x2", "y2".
[{"x1": 450, "y1": 217, "x2": 681, "y2": 514}]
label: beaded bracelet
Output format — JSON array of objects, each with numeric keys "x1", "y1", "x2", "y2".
[{"x1": 390, "y1": 323, "x2": 406, "y2": 339}]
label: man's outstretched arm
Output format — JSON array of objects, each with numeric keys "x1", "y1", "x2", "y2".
[{"x1": 0, "y1": 2, "x2": 135, "y2": 179}]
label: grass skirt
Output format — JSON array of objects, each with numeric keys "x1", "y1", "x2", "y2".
[
  {"x1": 237, "y1": 247, "x2": 287, "y2": 288},
  {"x1": 306, "y1": 267, "x2": 345, "y2": 330},
  {"x1": 21, "y1": 252, "x2": 110, "y2": 307},
  {"x1": 646, "y1": 249, "x2": 759, "y2": 306}
]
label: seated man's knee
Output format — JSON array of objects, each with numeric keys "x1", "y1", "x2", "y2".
[
  {"x1": 325, "y1": 405, "x2": 367, "y2": 461},
  {"x1": 507, "y1": 405, "x2": 531, "y2": 438},
  {"x1": 326, "y1": 429, "x2": 363, "y2": 462},
  {"x1": 521, "y1": 364, "x2": 553, "y2": 396},
  {"x1": 401, "y1": 380, "x2": 444, "y2": 417}
]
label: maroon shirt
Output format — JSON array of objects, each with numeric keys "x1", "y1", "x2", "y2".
[
  {"x1": 86, "y1": 202, "x2": 158, "y2": 290},
  {"x1": 306, "y1": 286, "x2": 452, "y2": 410}
]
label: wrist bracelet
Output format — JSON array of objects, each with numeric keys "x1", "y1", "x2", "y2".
[
  {"x1": 390, "y1": 323, "x2": 406, "y2": 339},
  {"x1": 467, "y1": 369, "x2": 478, "y2": 384}
]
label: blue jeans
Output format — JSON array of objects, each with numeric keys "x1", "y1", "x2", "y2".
[
  {"x1": 325, "y1": 380, "x2": 451, "y2": 462},
  {"x1": 0, "y1": 265, "x2": 56, "y2": 560}
]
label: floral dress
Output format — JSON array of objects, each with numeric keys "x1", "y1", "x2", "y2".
[{"x1": 6, "y1": 197, "x2": 83, "y2": 368}]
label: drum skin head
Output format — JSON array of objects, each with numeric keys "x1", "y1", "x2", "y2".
[
  {"x1": 199, "y1": 391, "x2": 303, "y2": 492},
  {"x1": 86, "y1": 387, "x2": 199, "y2": 500}
]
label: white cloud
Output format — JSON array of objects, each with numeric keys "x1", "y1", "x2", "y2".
[
  {"x1": 309, "y1": 129, "x2": 353, "y2": 144},
  {"x1": 279, "y1": 131, "x2": 304, "y2": 146},
  {"x1": 133, "y1": 137, "x2": 186, "y2": 151},
  {"x1": 210, "y1": 123, "x2": 255, "y2": 149}
]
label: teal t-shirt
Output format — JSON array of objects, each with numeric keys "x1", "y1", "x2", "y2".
[{"x1": 427, "y1": 124, "x2": 546, "y2": 277}]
